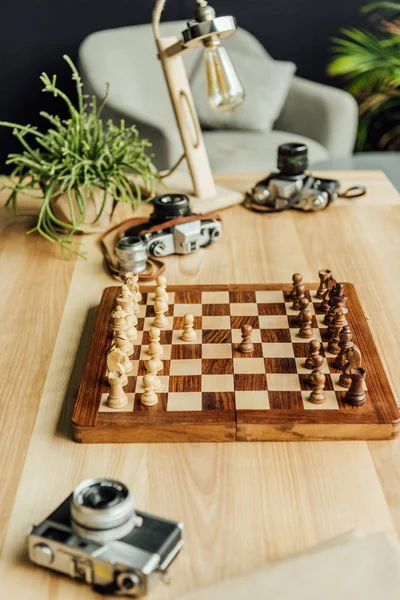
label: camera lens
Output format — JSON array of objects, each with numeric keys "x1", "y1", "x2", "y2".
[
  {"x1": 277, "y1": 143, "x2": 308, "y2": 176},
  {"x1": 81, "y1": 483, "x2": 124, "y2": 509},
  {"x1": 116, "y1": 236, "x2": 148, "y2": 274},
  {"x1": 71, "y1": 479, "x2": 137, "y2": 543},
  {"x1": 150, "y1": 194, "x2": 191, "y2": 224}
]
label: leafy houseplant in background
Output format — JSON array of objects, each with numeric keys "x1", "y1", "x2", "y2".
[
  {"x1": 328, "y1": 1, "x2": 400, "y2": 151},
  {"x1": 0, "y1": 55, "x2": 158, "y2": 256}
]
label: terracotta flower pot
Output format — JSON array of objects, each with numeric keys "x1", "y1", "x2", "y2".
[{"x1": 50, "y1": 186, "x2": 115, "y2": 233}]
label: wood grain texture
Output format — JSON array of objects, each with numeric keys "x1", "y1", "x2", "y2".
[{"x1": 1, "y1": 170, "x2": 400, "y2": 599}]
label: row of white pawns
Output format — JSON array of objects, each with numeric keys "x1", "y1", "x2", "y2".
[{"x1": 106, "y1": 275, "x2": 194, "y2": 409}]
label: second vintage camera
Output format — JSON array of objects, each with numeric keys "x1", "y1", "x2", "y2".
[
  {"x1": 28, "y1": 478, "x2": 184, "y2": 597},
  {"x1": 116, "y1": 194, "x2": 222, "y2": 273},
  {"x1": 244, "y1": 142, "x2": 341, "y2": 213}
]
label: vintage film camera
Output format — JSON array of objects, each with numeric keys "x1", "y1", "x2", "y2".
[
  {"x1": 115, "y1": 194, "x2": 222, "y2": 273},
  {"x1": 28, "y1": 478, "x2": 184, "y2": 597},
  {"x1": 244, "y1": 143, "x2": 342, "y2": 213}
]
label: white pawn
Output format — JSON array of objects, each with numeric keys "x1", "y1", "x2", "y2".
[
  {"x1": 146, "y1": 359, "x2": 161, "y2": 391},
  {"x1": 107, "y1": 372, "x2": 128, "y2": 409},
  {"x1": 181, "y1": 313, "x2": 196, "y2": 342},
  {"x1": 153, "y1": 299, "x2": 168, "y2": 329},
  {"x1": 141, "y1": 374, "x2": 158, "y2": 407},
  {"x1": 148, "y1": 341, "x2": 163, "y2": 372},
  {"x1": 155, "y1": 275, "x2": 169, "y2": 303},
  {"x1": 117, "y1": 286, "x2": 138, "y2": 333},
  {"x1": 149, "y1": 326, "x2": 161, "y2": 345}
]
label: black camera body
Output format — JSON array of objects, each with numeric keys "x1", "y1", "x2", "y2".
[
  {"x1": 28, "y1": 479, "x2": 184, "y2": 597},
  {"x1": 245, "y1": 143, "x2": 340, "y2": 212}
]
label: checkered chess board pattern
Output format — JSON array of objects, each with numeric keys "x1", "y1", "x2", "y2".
[
  {"x1": 72, "y1": 284, "x2": 399, "y2": 443},
  {"x1": 98, "y1": 287, "x2": 367, "y2": 414}
]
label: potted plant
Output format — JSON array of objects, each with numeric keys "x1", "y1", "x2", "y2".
[
  {"x1": 328, "y1": 1, "x2": 400, "y2": 151},
  {"x1": 0, "y1": 55, "x2": 158, "y2": 256}
]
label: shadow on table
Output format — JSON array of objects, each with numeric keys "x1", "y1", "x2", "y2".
[{"x1": 56, "y1": 306, "x2": 98, "y2": 440}]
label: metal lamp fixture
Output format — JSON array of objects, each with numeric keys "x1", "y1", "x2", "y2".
[{"x1": 152, "y1": 0, "x2": 245, "y2": 211}]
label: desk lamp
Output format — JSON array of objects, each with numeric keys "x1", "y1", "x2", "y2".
[{"x1": 152, "y1": 0, "x2": 245, "y2": 211}]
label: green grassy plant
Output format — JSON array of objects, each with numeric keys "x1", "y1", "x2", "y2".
[{"x1": 0, "y1": 55, "x2": 158, "y2": 257}]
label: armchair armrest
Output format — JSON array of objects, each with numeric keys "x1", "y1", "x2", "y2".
[{"x1": 275, "y1": 77, "x2": 358, "y2": 157}]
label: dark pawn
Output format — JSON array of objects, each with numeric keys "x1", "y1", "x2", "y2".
[
  {"x1": 333, "y1": 325, "x2": 353, "y2": 369},
  {"x1": 320, "y1": 287, "x2": 331, "y2": 314},
  {"x1": 289, "y1": 273, "x2": 302, "y2": 300},
  {"x1": 307, "y1": 353, "x2": 324, "y2": 386},
  {"x1": 238, "y1": 324, "x2": 254, "y2": 354},
  {"x1": 292, "y1": 284, "x2": 306, "y2": 312},
  {"x1": 305, "y1": 340, "x2": 321, "y2": 370},
  {"x1": 309, "y1": 370, "x2": 326, "y2": 404},
  {"x1": 324, "y1": 282, "x2": 345, "y2": 326},
  {"x1": 344, "y1": 368, "x2": 366, "y2": 406}
]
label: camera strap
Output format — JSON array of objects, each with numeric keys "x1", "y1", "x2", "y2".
[{"x1": 99, "y1": 212, "x2": 221, "y2": 281}]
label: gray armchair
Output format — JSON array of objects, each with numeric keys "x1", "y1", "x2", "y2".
[{"x1": 79, "y1": 22, "x2": 358, "y2": 173}]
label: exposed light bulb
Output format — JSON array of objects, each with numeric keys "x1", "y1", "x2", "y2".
[{"x1": 203, "y1": 39, "x2": 245, "y2": 113}]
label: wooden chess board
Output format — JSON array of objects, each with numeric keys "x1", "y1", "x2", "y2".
[{"x1": 72, "y1": 284, "x2": 400, "y2": 443}]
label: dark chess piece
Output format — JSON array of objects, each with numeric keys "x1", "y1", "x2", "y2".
[
  {"x1": 320, "y1": 287, "x2": 332, "y2": 315},
  {"x1": 297, "y1": 297, "x2": 313, "y2": 339},
  {"x1": 333, "y1": 325, "x2": 353, "y2": 369},
  {"x1": 344, "y1": 368, "x2": 366, "y2": 406},
  {"x1": 324, "y1": 282, "x2": 345, "y2": 326},
  {"x1": 339, "y1": 345, "x2": 362, "y2": 388},
  {"x1": 289, "y1": 273, "x2": 302, "y2": 300},
  {"x1": 327, "y1": 303, "x2": 348, "y2": 354},
  {"x1": 307, "y1": 353, "x2": 324, "y2": 385},
  {"x1": 305, "y1": 340, "x2": 322, "y2": 370},
  {"x1": 309, "y1": 370, "x2": 326, "y2": 404},
  {"x1": 238, "y1": 324, "x2": 254, "y2": 354},
  {"x1": 316, "y1": 269, "x2": 333, "y2": 300},
  {"x1": 292, "y1": 284, "x2": 306, "y2": 312},
  {"x1": 327, "y1": 298, "x2": 348, "y2": 339}
]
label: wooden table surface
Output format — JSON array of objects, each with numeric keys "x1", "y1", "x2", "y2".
[{"x1": 1, "y1": 170, "x2": 400, "y2": 599}]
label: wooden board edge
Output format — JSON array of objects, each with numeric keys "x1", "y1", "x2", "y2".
[
  {"x1": 236, "y1": 421, "x2": 400, "y2": 442},
  {"x1": 71, "y1": 422, "x2": 237, "y2": 444}
]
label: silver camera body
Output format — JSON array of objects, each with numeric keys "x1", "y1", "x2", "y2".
[
  {"x1": 251, "y1": 174, "x2": 337, "y2": 212},
  {"x1": 28, "y1": 479, "x2": 184, "y2": 597},
  {"x1": 143, "y1": 219, "x2": 222, "y2": 257},
  {"x1": 245, "y1": 143, "x2": 340, "y2": 213},
  {"x1": 115, "y1": 194, "x2": 222, "y2": 273}
]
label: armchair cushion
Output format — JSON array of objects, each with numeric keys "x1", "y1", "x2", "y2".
[{"x1": 190, "y1": 30, "x2": 296, "y2": 132}]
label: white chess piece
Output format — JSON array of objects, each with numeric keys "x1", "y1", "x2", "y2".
[
  {"x1": 107, "y1": 372, "x2": 128, "y2": 409},
  {"x1": 111, "y1": 305, "x2": 127, "y2": 334},
  {"x1": 106, "y1": 346, "x2": 129, "y2": 385},
  {"x1": 116, "y1": 287, "x2": 138, "y2": 342},
  {"x1": 113, "y1": 331, "x2": 134, "y2": 358},
  {"x1": 141, "y1": 374, "x2": 158, "y2": 407},
  {"x1": 149, "y1": 326, "x2": 161, "y2": 345},
  {"x1": 181, "y1": 313, "x2": 197, "y2": 342},
  {"x1": 146, "y1": 359, "x2": 161, "y2": 391},
  {"x1": 155, "y1": 275, "x2": 169, "y2": 303},
  {"x1": 153, "y1": 299, "x2": 168, "y2": 329},
  {"x1": 148, "y1": 342, "x2": 163, "y2": 372}
]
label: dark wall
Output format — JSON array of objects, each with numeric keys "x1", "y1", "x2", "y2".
[{"x1": 0, "y1": 0, "x2": 366, "y2": 171}]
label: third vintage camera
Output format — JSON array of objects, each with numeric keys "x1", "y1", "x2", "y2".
[
  {"x1": 28, "y1": 478, "x2": 184, "y2": 597},
  {"x1": 115, "y1": 193, "x2": 222, "y2": 273},
  {"x1": 244, "y1": 142, "x2": 340, "y2": 213}
]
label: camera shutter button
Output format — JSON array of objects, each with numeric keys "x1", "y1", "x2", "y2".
[{"x1": 33, "y1": 543, "x2": 54, "y2": 566}]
